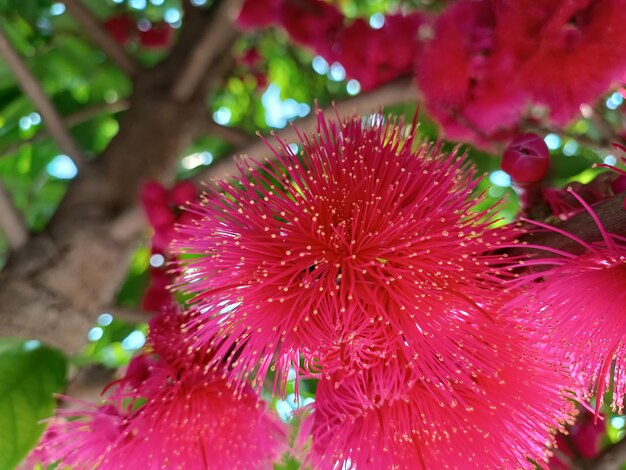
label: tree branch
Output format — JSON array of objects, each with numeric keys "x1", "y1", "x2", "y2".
[
  {"x1": 0, "y1": 1, "x2": 244, "y2": 354},
  {"x1": 65, "y1": 365, "x2": 116, "y2": 403},
  {"x1": 60, "y1": 0, "x2": 138, "y2": 76},
  {"x1": 171, "y1": 0, "x2": 243, "y2": 102},
  {"x1": 200, "y1": 119, "x2": 253, "y2": 147},
  {"x1": 0, "y1": 26, "x2": 86, "y2": 168},
  {"x1": 524, "y1": 192, "x2": 626, "y2": 254},
  {"x1": 0, "y1": 181, "x2": 28, "y2": 250},
  {"x1": 583, "y1": 436, "x2": 626, "y2": 470},
  {"x1": 194, "y1": 77, "x2": 417, "y2": 183},
  {"x1": 0, "y1": 100, "x2": 130, "y2": 160},
  {"x1": 63, "y1": 100, "x2": 131, "y2": 128},
  {"x1": 102, "y1": 305, "x2": 151, "y2": 324}
]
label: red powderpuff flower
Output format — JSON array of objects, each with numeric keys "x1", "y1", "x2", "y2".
[
  {"x1": 42, "y1": 367, "x2": 287, "y2": 469},
  {"x1": 39, "y1": 307, "x2": 287, "y2": 469},
  {"x1": 173, "y1": 110, "x2": 528, "y2": 392},
  {"x1": 102, "y1": 364, "x2": 287, "y2": 469},
  {"x1": 500, "y1": 0, "x2": 626, "y2": 125},
  {"x1": 511, "y1": 192, "x2": 626, "y2": 413},
  {"x1": 306, "y1": 320, "x2": 574, "y2": 469}
]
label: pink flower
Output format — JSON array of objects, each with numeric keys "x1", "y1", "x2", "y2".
[
  {"x1": 512, "y1": 193, "x2": 626, "y2": 412},
  {"x1": 173, "y1": 111, "x2": 529, "y2": 393},
  {"x1": 101, "y1": 363, "x2": 287, "y2": 469},
  {"x1": 307, "y1": 319, "x2": 574, "y2": 469},
  {"x1": 280, "y1": 0, "x2": 344, "y2": 57},
  {"x1": 417, "y1": 0, "x2": 626, "y2": 143},
  {"x1": 40, "y1": 307, "x2": 287, "y2": 469},
  {"x1": 41, "y1": 403, "x2": 124, "y2": 469},
  {"x1": 336, "y1": 13, "x2": 426, "y2": 90},
  {"x1": 236, "y1": 0, "x2": 283, "y2": 30},
  {"x1": 416, "y1": 0, "x2": 526, "y2": 145},
  {"x1": 501, "y1": 0, "x2": 626, "y2": 125},
  {"x1": 140, "y1": 181, "x2": 200, "y2": 312}
]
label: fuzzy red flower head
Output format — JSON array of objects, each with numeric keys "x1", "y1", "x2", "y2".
[{"x1": 173, "y1": 111, "x2": 526, "y2": 393}]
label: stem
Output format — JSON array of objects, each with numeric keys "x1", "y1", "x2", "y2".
[
  {"x1": 171, "y1": 0, "x2": 243, "y2": 102},
  {"x1": 61, "y1": 0, "x2": 138, "y2": 76},
  {"x1": 0, "y1": 181, "x2": 28, "y2": 250},
  {"x1": 0, "y1": 100, "x2": 130, "y2": 160},
  {"x1": 582, "y1": 437, "x2": 626, "y2": 470},
  {"x1": 0, "y1": 26, "x2": 86, "y2": 168}
]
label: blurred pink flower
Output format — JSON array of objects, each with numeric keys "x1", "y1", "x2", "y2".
[
  {"x1": 39, "y1": 403, "x2": 124, "y2": 469},
  {"x1": 236, "y1": 0, "x2": 282, "y2": 30},
  {"x1": 280, "y1": 0, "x2": 344, "y2": 57},
  {"x1": 418, "y1": 0, "x2": 626, "y2": 144},
  {"x1": 416, "y1": 0, "x2": 526, "y2": 144},
  {"x1": 140, "y1": 181, "x2": 199, "y2": 312},
  {"x1": 336, "y1": 13, "x2": 426, "y2": 90},
  {"x1": 501, "y1": 0, "x2": 626, "y2": 125}
]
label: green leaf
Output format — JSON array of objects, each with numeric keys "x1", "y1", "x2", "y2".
[{"x1": 0, "y1": 338, "x2": 67, "y2": 470}]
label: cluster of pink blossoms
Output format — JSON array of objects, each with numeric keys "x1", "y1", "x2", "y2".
[
  {"x1": 170, "y1": 111, "x2": 591, "y2": 468},
  {"x1": 237, "y1": 0, "x2": 626, "y2": 146},
  {"x1": 34, "y1": 110, "x2": 626, "y2": 467},
  {"x1": 237, "y1": 0, "x2": 425, "y2": 91},
  {"x1": 417, "y1": 0, "x2": 626, "y2": 145}
]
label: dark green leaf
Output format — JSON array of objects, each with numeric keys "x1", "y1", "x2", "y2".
[{"x1": 0, "y1": 338, "x2": 67, "y2": 470}]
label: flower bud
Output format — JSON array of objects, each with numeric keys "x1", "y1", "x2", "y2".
[
  {"x1": 611, "y1": 175, "x2": 626, "y2": 194},
  {"x1": 501, "y1": 133, "x2": 550, "y2": 183}
]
